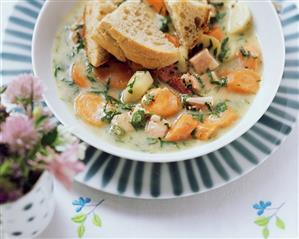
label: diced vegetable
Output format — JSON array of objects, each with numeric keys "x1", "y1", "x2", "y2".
[
  {"x1": 237, "y1": 45, "x2": 261, "y2": 71},
  {"x1": 164, "y1": 114, "x2": 198, "y2": 142},
  {"x1": 74, "y1": 93, "x2": 104, "y2": 127},
  {"x1": 181, "y1": 73, "x2": 201, "y2": 94},
  {"x1": 195, "y1": 107, "x2": 238, "y2": 140},
  {"x1": 121, "y1": 71, "x2": 154, "y2": 103},
  {"x1": 207, "y1": 26, "x2": 224, "y2": 41},
  {"x1": 142, "y1": 88, "x2": 181, "y2": 117},
  {"x1": 111, "y1": 112, "x2": 134, "y2": 133},
  {"x1": 227, "y1": 69, "x2": 260, "y2": 94},
  {"x1": 165, "y1": 33, "x2": 180, "y2": 47},
  {"x1": 110, "y1": 125, "x2": 126, "y2": 138},
  {"x1": 227, "y1": 2, "x2": 251, "y2": 34},
  {"x1": 190, "y1": 48, "x2": 219, "y2": 75},
  {"x1": 130, "y1": 109, "x2": 147, "y2": 130},
  {"x1": 94, "y1": 60, "x2": 133, "y2": 89},
  {"x1": 147, "y1": 0, "x2": 167, "y2": 15},
  {"x1": 145, "y1": 115, "x2": 169, "y2": 138},
  {"x1": 186, "y1": 96, "x2": 214, "y2": 106},
  {"x1": 71, "y1": 61, "x2": 90, "y2": 88}
]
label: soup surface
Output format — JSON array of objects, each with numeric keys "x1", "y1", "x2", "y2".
[{"x1": 52, "y1": 0, "x2": 263, "y2": 153}]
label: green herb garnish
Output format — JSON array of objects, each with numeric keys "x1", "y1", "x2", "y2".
[
  {"x1": 160, "y1": 16, "x2": 171, "y2": 33},
  {"x1": 218, "y1": 37, "x2": 229, "y2": 62},
  {"x1": 211, "y1": 101, "x2": 228, "y2": 116},
  {"x1": 86, "y1": 63, "x2": 94, "y2": 74},
  {"x1": 87, "y1": 75, "x2": 97, "y2": 83},
  {"x1": 127, "y1": 78, "x2": 136, "y2": 94},
  {"x1": 209, "y1": 12, "x2": 226, "y2": 26},
  {"x1": 143, "y1": 94, "x2": 155, "y2": 105},
  {"x1": 76, "y1": 38, "x2": 85, "y2": 53},
  {"x1": 208, "y1": 71, "x2": 227, "y2": 87},
  {"x1": 240, "y1": 46, "x2": 251, "y2": 58},
  {"x1": 131, "y1": 110, "x2": 146, "y2": 130},
  {"x1": 54, "y1": 65, "x2": 63, "y2": 78},
  {"x1": 189, "y1": 111, "x2": 204, "y2": 123}
]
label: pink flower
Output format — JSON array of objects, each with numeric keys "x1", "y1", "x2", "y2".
[
  {"x1": 5, "y1": 74, "x2": 43, "y2": 104},
  {"x1": 46, "y1": 143, "x2": 85, "y2": 189},
  {"x1": 0, "y1": 114, "x2": 38, "y2": 154}
]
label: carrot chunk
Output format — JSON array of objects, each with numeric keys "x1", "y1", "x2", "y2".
[
  {"x1": 207, "y1": 26, "x2": 224, "y2": 41},
  {"x1": 94, "y1": 60, "x2": 133, "y2": 90},
  {"x1": 195, "y1": 108, "x2": 238, "y2": 140},
  {"x1": 165, "y1": 114, "x2": 198, "y2": 142},
  {"x1": 142, "y1": 88, "x2": 181, "y2": 117},
  {"x1": 74, "y1": 93, "x2": 104, "y2": 127},
  {"x1": 71, "y1": 61, "x2": 90, "y2": 88},
  {"x1": 165, "y1": 33, "x2": 180, "y2": 47},
  {"x1": 146, "y1": 0, "x2": 167, "y2": 15},
  {"x1": 227, "y1": 69, "x2": 260, "y2": 94},
  {"x1": 237, "y1": 45, "x2": 261, "y2": 71}
]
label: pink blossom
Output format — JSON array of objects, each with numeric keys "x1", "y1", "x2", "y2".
[
  {"x1": 5, "y1": 74, "x2": 43, "y2": 104},
  {"x1": 0, "y1": 114, "x2": 38, "y2": 154},
  {"x1": 46, "y1": 143, "x2": 85, "y2": 189}
]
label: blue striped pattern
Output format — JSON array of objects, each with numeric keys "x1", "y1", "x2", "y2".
[{"x1": 1, "y1": 0, "x2": 299, "y2": 198}]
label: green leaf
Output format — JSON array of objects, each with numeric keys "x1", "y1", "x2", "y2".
[
  {"x1": 262, "y1": 227, "x2": 269, "y2": 239},
  {"x1": 71, "y1": 214, "x2": 87, "y2": 223},
  {"x1": 254, "y1": 217, "x2": 269, "y2": 227},
  {"x1": 77, "y1": 224, "x2": 85, "y2": 238},
  {"x1": 275, "y1": 217, "x2": 285, "y2": 230},
  {"x1": 92, "y1": 214, "x2": 102, "y2": 227},
  {"x1": 41, "y1": 128, "x2": 58, "y2": 146}
]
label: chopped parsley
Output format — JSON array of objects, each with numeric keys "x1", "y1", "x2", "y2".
[
  {"x1": 87, "y1": 75, "x2": 97, "y2": 83},
  {"x1": 218, "y1": 37, "x2": 229, "y2": 62},
  {"x1": 189, "y1": 111, "x2": 204, "y2": 123},
  {"x1": 211, "y1": 101, "x2": 228, "y2": 116},
  {"x1": 131, "y1": 110, "x2": 146, "y2": 130},
  {"x1": 127, "y1": 78, "x2": 136, "y2": 94},
  {"x1": 76, "y1": 38, "x2": 85, "y2": 53},
  {"x1": 208, "y1": 71, "x2": 227, "y2": 87},
  {"x1": 209, "y1": 12, "x2": 226, "y2": 26},
  {"x1": 239, "y1": 47, "x2": 251, "y2": 58},
  {"x1": 54, "y1": 65, "x2": 63, "y2": 78},
  {"x1": 160, "y1": 16, "x2": 171, "y2": 33},
  {"x1": 143, "y1": 94, "x2": 155, "y2": 105},
  {"x1": 86, "y1": 63, "x2": 94, "y2": 74},
  {"x1": 101, "y1": 104, "x2": 121, "y2": 123}
]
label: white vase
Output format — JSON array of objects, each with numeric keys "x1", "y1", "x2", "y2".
[{"x1": 0, "y1": 171, "x2": 55, "y2": 238}]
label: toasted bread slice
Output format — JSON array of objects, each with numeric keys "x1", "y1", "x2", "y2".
[
  {"x1": 84, "y1": 0, "x2": 123, "y2": 67},
  {"x1": 98, "y1": 0, "x2": 179, "y2": 69},
  {"x1": 94, "y1": 25, "x2": 126, "y2": 62},
  {"x1": 164, "y1": 0, "x2": 212, "y2": 49}
]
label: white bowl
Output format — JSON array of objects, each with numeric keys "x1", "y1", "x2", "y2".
[{"x1": 32, "y1": 0, "x2": 285, "y2": 163}]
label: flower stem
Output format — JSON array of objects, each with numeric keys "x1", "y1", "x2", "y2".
[
  {"x1": 268, "y1": 202, "x2": 285, "y2": 219},
  {"x1": 86, "y1": 199, "x2": 104, "y2": 216}
]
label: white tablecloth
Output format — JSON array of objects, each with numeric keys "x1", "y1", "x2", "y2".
[{"x1": 1, "y1": 1, "x2": 298, "y2": 238}]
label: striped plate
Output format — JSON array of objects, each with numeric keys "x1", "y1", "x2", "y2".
[{"x1": 1, "y1": 0, "x2": 298, "y2": 199}]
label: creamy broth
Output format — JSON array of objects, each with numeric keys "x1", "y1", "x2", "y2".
[{"x1": 52, "y1": 1, "x2": 262, "y2": 153}]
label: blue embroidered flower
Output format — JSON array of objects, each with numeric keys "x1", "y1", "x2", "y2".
[
  {"x1": 253, "y1": 200, "x2": 272, "y2": 215},
  {"x1": 72, "y1": 197, "x2": 91, "y2": 212}
]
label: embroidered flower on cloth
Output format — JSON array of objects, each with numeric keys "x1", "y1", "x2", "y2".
[{"x1": 253, "y1": 200, "x2": 272, "y2": 215}]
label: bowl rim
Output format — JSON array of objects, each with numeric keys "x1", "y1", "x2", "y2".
[{"x1": 32, "y1": 0, "x2": 285, "y2": 163}]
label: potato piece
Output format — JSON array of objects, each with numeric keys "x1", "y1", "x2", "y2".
[
  {"x1": 142, "y1": 88, "x2": 181, "y2": 117},
  {"x1": 111, "y1": 112, "x2": 134, "y2": 133},
  {"x1": 227, "y1": 2, "x2": 251, "y2": 34},
  {"x1": 121, "y1": 71, "x2": 153, "y2": 103},
  {"x1": 227, "y1": 69, "x2": 260, "y2": 94},
  {"x1": 190, "y1": 48, "x2": 219, "y2": 75},
  {"x1": 74, "y1": 93, "x2": 104, "y2": 127},
  {"x1": 145, "y1": 115, "x2": 169, "y2": 138},
  {"x1": 165, "y1": 114, "x2": 198, "y2": 142},
  {"x1": 71, "y1": 61, "x2": 90, "y2": 88},
  {"x1": 195, "y1": 107, "x2": 238, "y2": 140}
]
